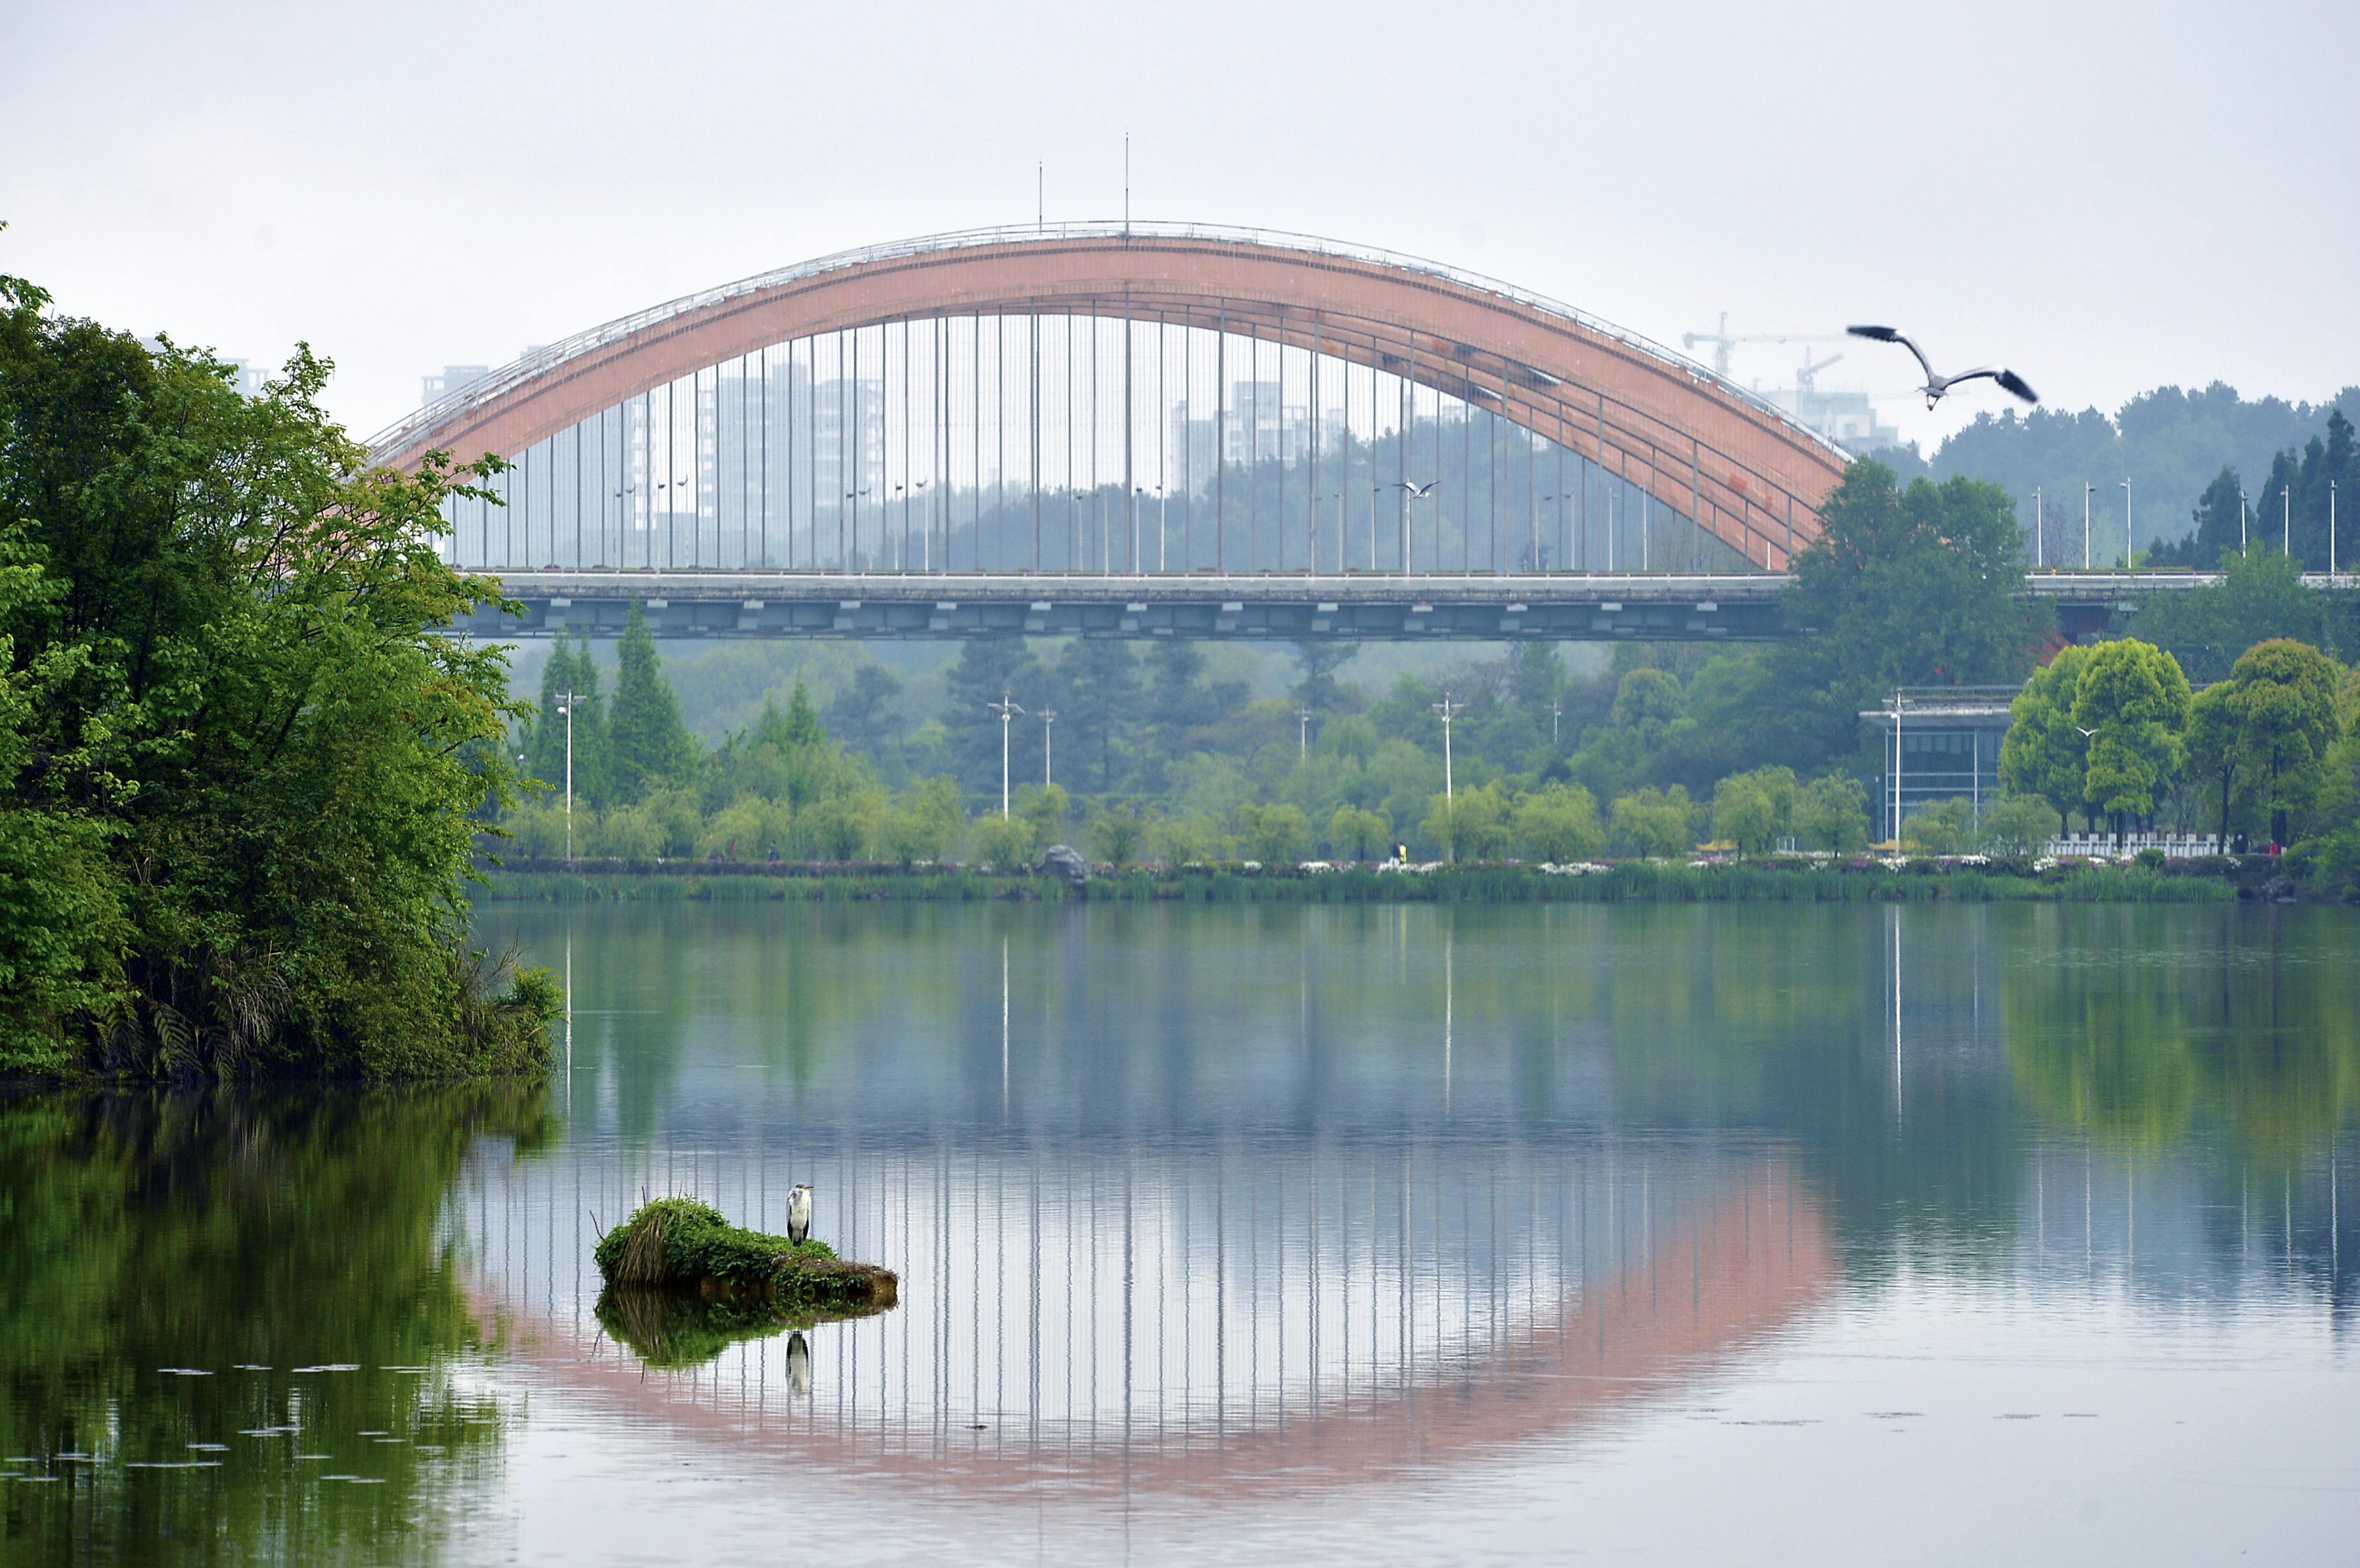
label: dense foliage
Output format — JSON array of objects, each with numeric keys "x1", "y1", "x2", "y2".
[
  {"x1": 1871, "y1": 381, "x2": 2357, "y2": 568},
  {"x1": 0, "y1": 269, "x2": 558, "y2": 1076}
]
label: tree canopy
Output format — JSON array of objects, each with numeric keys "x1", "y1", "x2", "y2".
[
  {"x1": 1769, "y1": 462, "x2": 2048, "y2": 770},
  {"x1": 0, "y1": 268, "x2": 557, "y2": 1075}
]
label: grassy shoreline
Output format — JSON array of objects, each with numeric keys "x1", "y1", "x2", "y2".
[{"x1": 474, "y1": 856, "x2": 2265, "y2": 905}]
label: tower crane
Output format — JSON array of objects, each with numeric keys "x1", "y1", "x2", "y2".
[{"x1": 1681, "y1": 313, "x2": 1850, "y2": 381}]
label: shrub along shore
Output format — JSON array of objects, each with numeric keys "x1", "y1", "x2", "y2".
[{"x1": 476, "y1": 854, "x2": 2274, "y2": 905}]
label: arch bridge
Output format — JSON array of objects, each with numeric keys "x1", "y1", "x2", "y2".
[{"x1": 371, "y1": 223, "x2": 1868, "y2": 640}]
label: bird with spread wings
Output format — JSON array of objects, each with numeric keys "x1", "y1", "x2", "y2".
[{"x1": 1847, "y1": 326, "x2": 2038, "y2": 410}]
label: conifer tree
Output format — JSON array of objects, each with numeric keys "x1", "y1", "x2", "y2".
[{"x1": 605, "y1": 603, "x2": 697, "y2": 803}]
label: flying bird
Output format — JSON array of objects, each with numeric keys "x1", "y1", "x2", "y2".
[
  {"x1": 1396, "y1": 480, "x2": 1439, "y2": 499},
  {"x1": 786, "y1": 1183, "x2": 814, "y2": 1246},
  {"x1": 1846, "y1": 326, "x2": 2038, "y2": 409}
]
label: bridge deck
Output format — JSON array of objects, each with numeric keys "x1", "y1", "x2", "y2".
[{"x1": 451, "y1": 569, "x2": 2333, "y2": 642}]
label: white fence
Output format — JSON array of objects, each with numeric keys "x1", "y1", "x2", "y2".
[{"x1": 2047, "y1": 831, "x2": 2225, "y2": 861}]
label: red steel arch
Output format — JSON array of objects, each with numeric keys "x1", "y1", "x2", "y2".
[{"x1": 370, "y1": 225, "x2": 1852, "y2": 569}]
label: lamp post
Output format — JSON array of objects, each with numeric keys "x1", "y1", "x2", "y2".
[
  {"x1": 2034, "y1": 486, "x2": 2043, "y2": 568},
  {"x1": 987, "y1": 689, "x2": 1024, "y2": 817},
  {"x1": 1296, "y1": 705, "x2": 1313, "y2": 764},
  {"x1": 2241, "y1": 488, "x2": 2248, "y2": 553},
  {"x1": 1551, "y1": 699, "x2": 1563, "y2": 748},
  {"x1": 557, "y1": 690, "x2": 582, "y2": 861},
  {"x1": 2121, "y1": 478, "x2": 2132, "y2": 567},
  {"x1": 2333, "y1": 479, "x2": 2339, "y2": 576},
  {"x1": 2285, "y1": 486, "x2": 2291, "y2": 555},
  {"x1": 2083, "y1": 483, "x2": 2092, "y2": 569},
  {"x1": 1039, "y1": 709, "x2": 1057, "y2": 788},
  {"x1": 1432, "y1": 692, "x2": 1460, "y2": 799}
]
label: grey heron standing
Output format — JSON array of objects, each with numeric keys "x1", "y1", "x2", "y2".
[
  {"x1": 786, "y1": 1182, "x2": 813, "y2": 1246},
  {"x1": 1846, "y1": 326, "x2": 2038, "y2": 409}
]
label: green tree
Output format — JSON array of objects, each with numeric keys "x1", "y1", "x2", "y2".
[
  {"x1": 1902, "y1": 796, "x2": 1976, "y2": 854},
  {"x1": 1053, "y1": 640, "x2": 1143, "y2": 794},
  {"x1": 1610, "y1": 667, "x2": 1684, "y2": 744},
  {"x1": 877, "y1": 778, "x2": 964, "y2": 867},
  {"x1": 967, "y1": 813, "x2": 1036, "y2": 872},
  {"x1": 1328, "y1": 804, "x2": 1393, "y2": 863},
  {"x1": 782, "y1": 675, "x2": 826, "y2": 746},
  {"x1": 1792, "y1": 775, "x2": 1870, "y2": 853},
  {"x1": 942, "y1": 640, "x2": 1044, "y2": 801},
  {"x1": 0, "y1": 271, "x2": 554, "y2": 1075},
  {"x1": 2225, "y1": 638, "x2": 2342, "y2": 847},
  {"x1": 524, "y1": 636, "x2": 604, "y2": 803},
  {"x1": 824, "y1": 663, "x2": 902, "y2": 757},
  {"x1": 1238, "y1": 801, "x2": 1311, "y2": 865},
  {"x1": 1087, "y1": 803, "x2": 1147, "y2": 868},
  {"x1": 1977, "y1": 793, "x2": 2060, "y2": 856},
  {"x1": 607, "y1": 603, "x2": 699, "y2": 803},
  {"x1": 1421, "y1": 784, "x2": 1511, "y2": 863},
  {"x1": 1771, "y1": 461, "x2": 2046, "y2": 769},
  {"x1": 1511, "y1": 783, "x2": 1604, "y2": 862},
  {"x1": 2128, "y1": 547, "x2": 2332, "y2": 685},
  {"x1": 2184, "y1": 679, "x2": 2250, "y2": 848},
  {"x1": 2071, "y1": 639, "x2": 2193, "y2": 839},
  {"x1": 1709, "y1": 766, "x2": 1796, "y2": 852},
  {"x1": 2000, "y1": 646, "x2": 2092, "y2": 834},
  {"x1": 1290, "y1": 640, "x2": 1361, "y2": 715},
  {"x1": 1013, "y1": 781, "x2": 1070, "y2": 847},
  {"x1": 1610, "y1": 786, "x2": 1695, "y2": 859}
]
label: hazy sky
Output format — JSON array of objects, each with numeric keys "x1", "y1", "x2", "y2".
[{"x1": 5, "y1": 0, "x2": 2353, "y2": 452}]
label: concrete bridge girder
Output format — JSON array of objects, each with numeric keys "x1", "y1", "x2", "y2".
[{"x1": 453, "y1": 569, "x2": 2306, "y2": 644}]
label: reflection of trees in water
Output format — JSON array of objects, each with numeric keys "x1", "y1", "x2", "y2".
[
  {"x1": 2002, "y1": 908, "x2": 2360, "y2": 1161},
  {"x1": 0, "y1": 1085, "x2": 546, "y2": 1564},
  {"x1": 490, "y1": 900, "x2": 2353, "y2": 1301}
]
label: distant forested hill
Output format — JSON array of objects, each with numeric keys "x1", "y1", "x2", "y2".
[{"x1": 1861, "y1": 381, "x2": 2359, "y2": 566}]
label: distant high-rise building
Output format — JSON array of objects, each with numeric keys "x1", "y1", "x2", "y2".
[
  {"x1": 422, "y1": 365, "x2": 491, "y2": 407},
  {"x1": 1167, "y1": 381, "x2": 1313, "y2": 494}
]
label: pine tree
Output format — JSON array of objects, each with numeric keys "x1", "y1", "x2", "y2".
[
  {"x1": 783, "y1": 676, "x2": 826, "y2": 746},
  {"x1": 525, "y1": 637, "x2": 604, "y2": 800},
  {"x1": 605, "y1": 603, "x2": 697, "y2": 803}
]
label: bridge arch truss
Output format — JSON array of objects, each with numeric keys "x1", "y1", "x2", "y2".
[{"x1": 370, "y1": 223, "x2": 1851, "y2": 582}]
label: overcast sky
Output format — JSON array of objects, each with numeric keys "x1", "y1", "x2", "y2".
[{"x1": 5, "y1": 0, "x2": 2353, "y2": 453}]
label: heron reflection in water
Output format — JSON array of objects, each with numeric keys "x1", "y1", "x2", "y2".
[{"x1": 785, "y1": 1332, "x2": 811, "y2": 1396}]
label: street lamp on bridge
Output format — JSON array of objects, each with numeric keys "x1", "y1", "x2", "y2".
[{"x1": 1040, "y1": 709, "x2": 1057, "y2": 789}]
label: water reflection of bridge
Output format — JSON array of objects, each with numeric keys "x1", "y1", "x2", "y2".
[{"x1": 455, "y1": 1133, "x2": 1830, "y2": 1491}]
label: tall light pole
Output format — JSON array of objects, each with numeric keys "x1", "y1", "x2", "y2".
[
  {"x1": 1296, "y1": 705, "x2": 1313, "y2": 764},
  {"x1": 2285, "y1": 486, "x2": 2292, "y2": 555},
  {"x1": 1039, "y1": 709, "x2": 1057, "y2": 788},
  {"x1": 2333, "y1": 479, "x2": 2338, "y2": 576},
  {"x1": 2121, "y1": 478, "x2": 2132, "y2": 567},
  {"x1": 1551, "y1": 699, "x2": 1563, "y2": 748},
  {"x1": 1432, "y1": 692, "x2": 1460, "y2": 799},
  {"x1": 2034, "y1": 487, "x2": 2043, "y2": 568},
  {"x1": 2083, "y1": 483, "x2": 2092, "y2": 569},
  {"x1": 2241, "y1": 488, "x2": 2249, "y2": 553},
  {"x1": 988, "y1": 689, "x2": 1024, "y2": 817},
  {"x1": 557, "y1": 690, "x2": 582, "y2": 861}
]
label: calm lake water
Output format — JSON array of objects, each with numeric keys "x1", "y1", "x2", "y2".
[{"x1": 5, "y1": 902, "x2": 2356, "y2": 1564}]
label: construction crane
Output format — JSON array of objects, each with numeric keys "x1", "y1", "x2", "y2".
[{"x1": 1681, "y1": 313, "x2": 1849, "y2": 381}]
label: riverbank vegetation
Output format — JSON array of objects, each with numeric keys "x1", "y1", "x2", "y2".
[
  {"x1": 593, "y1": 1197, "x2": 896, "y2": 1316},
  {"x1": 490, "y1": 455, "x2": 2360, "y2": 898},
  {"x1": 481, "y1": 856, "x2": 2243, "y2": 905},
  {"x1": 0, "y1": 266, "x2": 559, "y2": 1076}
]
